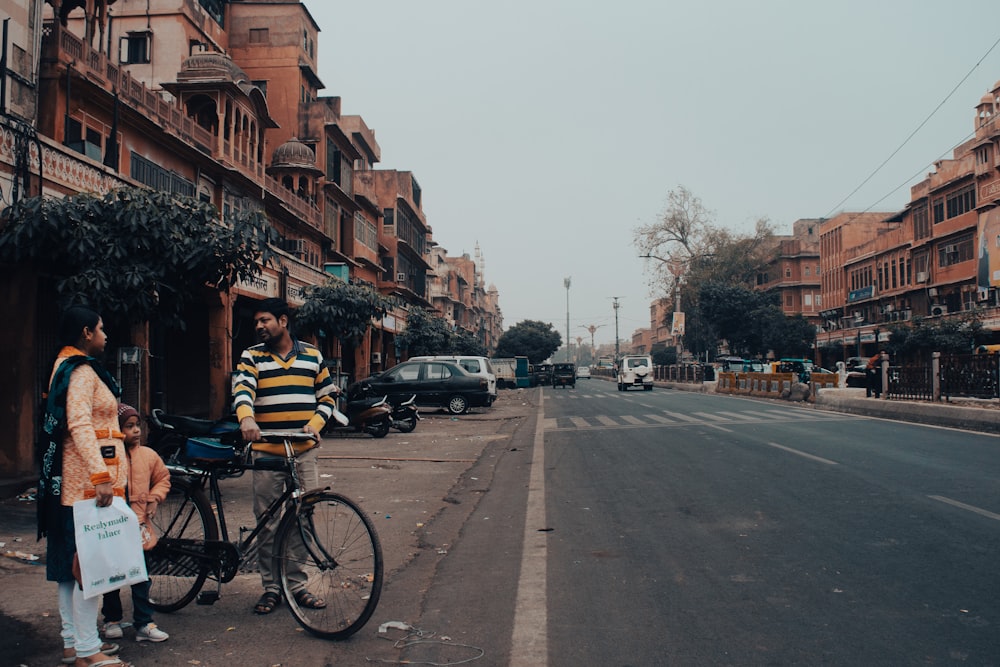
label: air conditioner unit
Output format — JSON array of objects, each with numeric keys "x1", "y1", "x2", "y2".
[
  {"x1": 979, "y1": 289, "x2": 991, "y2": 302},
  {"x1": 901, "y1": 310, "x2": 911, "y2": 321},
  {"x1": 915, "y1": 271, "x2": 928, "y2": 283},
  {"x1": 371, "y1": 352, "x2": 382, "y2": 363},
  {"x1": 931, "y1": 305, "x2": 948, "y2": 316},
  {"x1": 396, "y1": 272, "x2": 406, "y2": 282},
  {"x1": 853, "y1": 311, "x2": 862, "y2": 318},
  {"x1": 943, "y1": 244, "x2": 958, "y2": 254},
  {"x1": 883, "y1": 304, "x2": 893, "y2": 312},
  {"x1": 928, "y1": 287, "x2": 938, "y2": 297},
  {"x1": 890, "y1": 311, "x2": 899, "y2": 321}
]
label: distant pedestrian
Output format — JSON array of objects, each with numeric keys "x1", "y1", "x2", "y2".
[{"x1": 866, "y1": 352, "x2": 882, "y2": 398}]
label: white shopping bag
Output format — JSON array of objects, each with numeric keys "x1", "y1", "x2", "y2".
[{"x1": 72, "y1": 496, "x2": 148, "y2": 599}]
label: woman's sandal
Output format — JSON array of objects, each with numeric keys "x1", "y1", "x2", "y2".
[
  {"x1": 253, "y1": 590, "x2": 282, "y2": 615},
  {"x1": 294, "y1": 589, "x2": 327, "y2": 609},
  {"x1": 73, "y1": 657, "x2": 132, "y2": 667},
  {"x1": 62, "y1": 643, "x2": 120, "y2": 664}
]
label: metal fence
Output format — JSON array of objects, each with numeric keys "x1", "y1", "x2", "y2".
[{"x1": 939, "y1": 354, "x2": 999, "y2": 400}]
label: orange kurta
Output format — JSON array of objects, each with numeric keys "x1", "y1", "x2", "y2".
[{"x1": 52, "y1": 346, "x2": 129, "y2": 505}]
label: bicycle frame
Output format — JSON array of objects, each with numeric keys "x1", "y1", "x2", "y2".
[{"x1": 162, "y1": 432, "x2": 317, "y2": 587}]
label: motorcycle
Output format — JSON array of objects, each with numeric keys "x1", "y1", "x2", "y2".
[
  {"x1": 389, "y1": 394, "x2": 420, "y2": 433},
  {"x1": 321, "y1": 392, "x2": 393, "y2": 438},
  {"x1": 347, "y1": 382, "x2": 420, "y2": 433}
]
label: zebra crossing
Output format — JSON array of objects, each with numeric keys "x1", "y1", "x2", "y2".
[{"x1": 542, "y1": 406, "x2": 840, "y2": 432}]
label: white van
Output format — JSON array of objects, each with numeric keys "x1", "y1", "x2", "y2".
[
  {"x1": 408, "y1": 356, "x2": 498, "y2": 403},
  {"x1": 617, "y1": 355, "x2": 654, "y2": 391}
]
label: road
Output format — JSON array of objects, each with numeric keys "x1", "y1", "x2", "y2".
[
  {"x1": 3, "y1": 383, "x2": 1000, "y2": 666},
  {"x1": 534, "y1": 380, "x2": 1000, "y2": 666}
]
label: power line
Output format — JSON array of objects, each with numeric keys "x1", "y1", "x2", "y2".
[{"x1": 824, "y1": 33, "x2": 1000, "y2": 218}]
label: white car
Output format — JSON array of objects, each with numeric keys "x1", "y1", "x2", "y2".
[
  {"x1": 576, "y1": 365, "x2": 591, "y2": 379},
  {"x1": 617, "y1": 355, "x2": 654, "y2": 391}
]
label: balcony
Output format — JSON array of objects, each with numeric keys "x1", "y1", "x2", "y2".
[{"x1": 265, "y1": 176, "x2": 322, "y2": 231}]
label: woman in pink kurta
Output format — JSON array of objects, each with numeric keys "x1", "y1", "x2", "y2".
[{"x1": 39, "y1": 306, "x2": 133, "y2": 667}]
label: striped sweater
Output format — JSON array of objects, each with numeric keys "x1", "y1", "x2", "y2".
[{"x1": 233, "y1": 339, "x2": 337, "y2": 454}]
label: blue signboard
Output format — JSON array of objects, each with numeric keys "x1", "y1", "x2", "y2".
[{"x1": 847, "y1": 285, "x2": 875, "y2": 303}]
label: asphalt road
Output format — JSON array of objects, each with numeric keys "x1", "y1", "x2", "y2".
[{"x1": 540, "y1": 380, "x2": 1000, "y2": 666}]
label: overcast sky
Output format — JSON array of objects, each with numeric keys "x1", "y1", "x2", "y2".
[{"x1": 308, "y1": 1, "x2": 1000, "y2": 348}]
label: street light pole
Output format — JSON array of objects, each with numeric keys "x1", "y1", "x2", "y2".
[
  {"x1": 611, "y1": 296, "x2": 622, "y2": 361},
  {"x1": 580, "y1": 324, "x2": 603, "y2": 366},
  {"x1": 564, "y1": 277, "x2": 571, "y2": 362}
]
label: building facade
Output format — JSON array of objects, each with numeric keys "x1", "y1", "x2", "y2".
[{"x1": 0, "y1": 0, "x2": 502, "y2": 482}]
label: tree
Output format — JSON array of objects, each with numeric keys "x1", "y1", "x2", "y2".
[
  {"x1": 295, "y1": 278, "x2": 397, "y2": 344},
  {"x1": 495, "y1": 320, "x2": 562, "y2": 364},
  {"x1": 0, "y1": 186, "x2": 275, "y2": 328},
  {"x1": 886, "y1": 314, "x2": 983, "y2": 362},
  {"x1": 635, "y1": 186, "x2": 775, "y2": 358},
  {"x1": 398, "y1": 308, "x2": 454, "y2": 357},
  {"x1": 452, "y1": 329, "x2": 488, "y2": 356}
]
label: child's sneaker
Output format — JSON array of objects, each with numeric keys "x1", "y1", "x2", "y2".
[
  {"x1": 135, "y1": 623, "x2": 169, "y2": 643},
  {"x1": 103, "y1": 622, "x2": 124, "y2": 639}
]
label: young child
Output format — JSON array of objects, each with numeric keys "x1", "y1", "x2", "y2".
[{"x1": 101, "y1": 403, "x2": 172, "y2": 643}]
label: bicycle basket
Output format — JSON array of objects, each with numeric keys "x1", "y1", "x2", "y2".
[{"x1": 184, "y1": 436, "x2": 238, "y2": 461}]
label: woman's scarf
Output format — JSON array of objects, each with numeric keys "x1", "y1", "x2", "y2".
[{"x1": 36, "y1": 355, "x2": 121, "y2": 540}]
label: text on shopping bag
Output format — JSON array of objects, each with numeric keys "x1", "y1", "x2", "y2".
[{"x1": 73, "y1": 496, "x2": 148, "y2": 598}]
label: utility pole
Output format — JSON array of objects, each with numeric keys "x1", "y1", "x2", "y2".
[
  {"x1": 564, "y1": 277, "x2": 571, "y2": 362},
  {"x1": 611, "y1": 296, "x2": 622, "y2": 362}
]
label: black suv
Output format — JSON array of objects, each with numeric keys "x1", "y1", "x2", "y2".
[{"x1": 552, "y1": 363, "x2": 576, "y2": 388}]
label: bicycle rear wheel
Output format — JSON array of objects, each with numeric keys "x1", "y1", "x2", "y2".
[
  {"x1": 147, "y1": 475, "x2": 218, "y2": 612},
  {"x1": 275, "y1": 491, "x2": 383, "y2": 639}
]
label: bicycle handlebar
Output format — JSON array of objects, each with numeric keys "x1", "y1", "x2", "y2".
[{"x1": 256, "y1": 430, "x2": 318, "y2": 443}]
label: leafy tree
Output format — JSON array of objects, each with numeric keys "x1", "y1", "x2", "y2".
[
  {"x1": 398, "y1": 307, "x2": 454, "y2": 357},
  {"x1": 0, "y1": 186, "x2": 274, "y2": 328},
  {"x1": 886, "y1": 314, "x2": 982, "y2": 362},
  {"x1": 495, "y1": 320, "x2": 562, "y2": 364},
  {"x1": 635, "y1": 186, "x2": 775, "y2": 358},
  {"x1": 295, "y1": 278, "x2": 397, "y2": 344},
  {"x1": 451, "y1": 329, "x2": 488, "y2": 356}
]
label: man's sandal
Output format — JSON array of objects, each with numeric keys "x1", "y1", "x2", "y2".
[
  {"x1": 253, "y1": 590, "x2": 282, "y2": 615},
  {"x1": 294, "y1": 589, "x2": 327, "y2": 609}
]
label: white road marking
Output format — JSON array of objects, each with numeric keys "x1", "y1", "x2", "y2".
[
  {"x1": 595, "y1": 415, "x2": 619, "y2": 426},
  {"x1": 645, "y1": 414, "x2": 675, "y2": 424},
  {"x1": 620, "y1": 415, "x2": 646, "y2": 425},
  {"x1": 766, "y1": 441, "x2": 839, "y2": 465},
  {"x1": 928, "y1": 495, "x2": 1000, "y2": 521},
  {"x1": 663, "y1": 411, "x2": 702, "y2": 422},
  {"x1": 569, "y1": 416, "x2": 590, "y2": 428},
  {"x1": 693, "y1": 411, "x2": 732, "y2": 422},
  {"x1": 510, "y1": 389, "x2": 548, "y2": 665}
]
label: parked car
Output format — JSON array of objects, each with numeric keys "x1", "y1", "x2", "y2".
[
  {"x1": 576, "y1": 365, "x2": 591, "y2": 379},
  {"x1": 408, "y1": 355, "x2": 497, "y2": 403},
  {"x1": 353, "y1": 360, "x2": 491, "y2": 415},
  {"x1": 552, "y1": 363, "x2": 576, "y2": 388}
]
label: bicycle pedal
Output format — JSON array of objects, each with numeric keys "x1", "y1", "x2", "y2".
[{"x1": 196, "y1": 591, "x2": 220, "y2": 605}]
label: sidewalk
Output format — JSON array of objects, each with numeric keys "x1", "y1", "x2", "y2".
[{"x1": 0, "y1": 389, "x2": 538, "y2": 666}]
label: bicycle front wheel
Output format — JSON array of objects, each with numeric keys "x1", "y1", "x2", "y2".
[
  {"x1": 275, "y1": 491, "x2": 383, "y2": 639},
  {"x1": 147, "y1": 475, "x2": 218, "y2": 612}
]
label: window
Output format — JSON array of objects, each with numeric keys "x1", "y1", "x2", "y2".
[
  {"x1": 65, "y1": 114, "x2": 105, "y2": 161},
  {"x1": 425, "y1": 363, "x2": 452, "y2": 381},
  {"x1": 945, "y1": 183, "x2": 976, "y2": 219},
  {"x1": 937, "y1": 233, "x2": 974, "y2": 268},
  {"x1": 804, "y1": 294, "x2": 813, "y2": 306},
  {"x1": 130, "y1": 152, "x2": 194, "y2": 196},
  {"x1": 804, "y1": 266, "x2": 811, "y2": 276},
  {"x1": 249, "y1": 28, "x2": 269, "y2": 44},
  {"x1": 932, "y1": 198, "x2": 945, "y2": 224},
  {"x1": 913, "y1": 204, "x2": 930, "y2": 239},
  {"x1": 354, "y1": 212, "x2": 377, "y2": 251},
  {"x1": 120, "y1": 32, "x2": 151, "y2": 64}
]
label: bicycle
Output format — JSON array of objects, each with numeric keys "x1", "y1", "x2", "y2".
[{"x1": 144, "y1": 409, "x2": 383, "y2": 640}]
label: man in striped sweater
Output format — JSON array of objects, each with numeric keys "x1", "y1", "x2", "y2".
[{"x1": 233, "y1": 298, "x2": 340, "y2": 615}]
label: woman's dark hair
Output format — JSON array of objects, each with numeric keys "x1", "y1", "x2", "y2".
[{"x1": 57, "y1": 306, "x2": 101, "y2": 347}]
